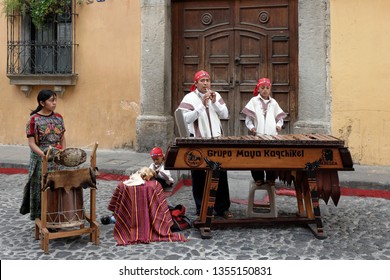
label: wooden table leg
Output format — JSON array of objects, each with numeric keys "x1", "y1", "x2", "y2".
[
  {"x1": 305, "y1": 161, "x2": 327, "y2": 239},
  {"x1": 293, "y1": 170, "x2": 305, "y2": 217},
  {"x1": 198, "y1": 158, "x2": 221, "y2": 239}
]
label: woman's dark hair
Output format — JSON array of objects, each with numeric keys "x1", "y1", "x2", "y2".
[{"x1": 30, "y1": 89, "x2": 57, "y2": 116}]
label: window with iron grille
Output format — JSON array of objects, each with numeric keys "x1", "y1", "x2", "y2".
[{"x1": 6, "y1": 1, "x2": 78, "y2": 94}]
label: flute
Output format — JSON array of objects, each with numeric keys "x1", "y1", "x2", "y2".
[{"x1": 205, "y1": 88, "x2": 214, "y2": 108}]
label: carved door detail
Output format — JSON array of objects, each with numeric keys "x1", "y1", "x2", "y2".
[{"x1": 172, "y1": 0, "x2": 298, "y2": 136}]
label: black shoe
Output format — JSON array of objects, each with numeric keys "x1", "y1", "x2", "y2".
[{"x1": 100, "y1": 215, "x2": 111, "y2": 225}]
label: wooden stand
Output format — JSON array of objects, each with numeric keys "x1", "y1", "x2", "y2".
[
  {"x1": 165, "y1": 135, "x2": 354, "y2": 240},
  {"x1": 193, "y1": 159, "x2": 327, "y2": 240},
  {"x1": 34, "y1": 142, "x2": 100, "y2": 254}
]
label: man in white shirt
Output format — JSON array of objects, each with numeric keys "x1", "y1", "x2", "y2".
[{"x1": 177, "y1": 70, "x2": 232, "y2": 219}]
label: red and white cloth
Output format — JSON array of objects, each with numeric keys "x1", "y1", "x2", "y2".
[{"x1": 242, "y1": 96, "x2": 287, "y2": 135}]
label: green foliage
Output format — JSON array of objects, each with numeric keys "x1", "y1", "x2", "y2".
[
  {"x1": 2, "y1": 0, "x2": 83, "y2": 28},
  {"x1": 1, "y1": 0, "x2": 28, "y2": 15},
  {"x1": 29, "y1": 0, "x2": 72, "y2": 27}
]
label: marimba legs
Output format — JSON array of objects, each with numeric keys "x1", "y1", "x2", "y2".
[
  {"x1": 199, "y1": 227, "x2": 212, "y2": 239},
  {"x1": 306, "y1": 178, "x2": 326, "y2": 239},
  {"x1": 195, "y1": 160, "x2": 329, "y2": 239},
  {"x1": 304, "y1": 162, "x2": 327, "y2": 239},
  {"x1": 197, "y1": 159, "x2": 222, "y2": 239}
]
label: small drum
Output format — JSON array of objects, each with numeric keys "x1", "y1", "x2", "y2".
[
  {"x1": 42, "y1": 147, "x2": 95, "y2": 228},
  {"x1": 46, "y1": 188, "x2": 84, "y2": 228},
  {"x1": 54, "y1": 148, "x2": 87, "y2": 167}
]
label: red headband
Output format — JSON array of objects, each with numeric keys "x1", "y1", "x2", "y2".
[
  {"x1": 150, "y1": 147, "x2": 164, "y2": 159},
  {"x1": 190, "y1": 70, "x2": 210, "y2": 92},
  {"x1": 253, "y1": 78, "x2": 271, "y2": 96}
]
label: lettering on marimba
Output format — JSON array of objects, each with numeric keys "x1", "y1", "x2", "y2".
[
  {"x1": 207, "y1": 149, "x2": 305, "y2": 159},
  {"x1": 207, "y1": 150, "x2": 233, "y2": 157},
  {"x1": 201, "y1": 148, "x2": 339, "y2": 166},
  {"x1": 235, "y1": 150, "x2": 262, "y2": 158},
  {"x1": 263, "y1": 149, "x2": 304, "y2": 158}
]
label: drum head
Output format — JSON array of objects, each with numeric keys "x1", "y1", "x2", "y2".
[{"x1": 54, "y1": 148, "x2": 87, "y2": 167}]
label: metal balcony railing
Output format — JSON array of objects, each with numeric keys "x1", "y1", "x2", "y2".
[{"x1": 7, "y1": 40, "x2": 75, "y2": 75}]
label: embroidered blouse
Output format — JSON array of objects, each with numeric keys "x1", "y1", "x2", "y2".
[{"x1": 26, "y1": 112, "x2": 66, "y2": 150}]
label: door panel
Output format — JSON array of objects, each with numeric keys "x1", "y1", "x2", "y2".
[
  {"x1": 206, "y1": 31, "x2": 234, "y2": 134},
  {"x1": 172, "y1": 0, "x2": 297, "y2": 136},
  {"x1": 235, "y1": 30, "x2": 267, "y2": 135}
]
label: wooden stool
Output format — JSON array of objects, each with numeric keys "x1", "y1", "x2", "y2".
[{"x1": 246, "y1": 180, "x2": 277, "y2": 218}]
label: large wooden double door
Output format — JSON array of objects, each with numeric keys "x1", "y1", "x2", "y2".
[{"x1": 172, "y1": 0, "x2": 298, "y2": 136}]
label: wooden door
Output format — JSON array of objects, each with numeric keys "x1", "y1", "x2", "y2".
[{"x1": 172, "y1": 0, "x2": 298, "y2": 136}]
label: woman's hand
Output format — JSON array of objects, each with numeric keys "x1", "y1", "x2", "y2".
[{"x1": 28, "y1": 137, "x2": 45, "y2": 157}]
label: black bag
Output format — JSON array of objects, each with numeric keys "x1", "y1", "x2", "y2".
[{"x1": 169, "y1": 204, "x2": 192, "y2": 232}]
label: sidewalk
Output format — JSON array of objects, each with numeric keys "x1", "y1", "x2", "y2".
[{"x1": 0, "y1": 144, "x2": 389, "y2": 192}]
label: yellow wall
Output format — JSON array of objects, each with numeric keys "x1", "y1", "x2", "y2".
[
  {"x1": 2, "y1": 1, "x2": 390, "y2": 166},
  {"x1": 0, "y1": 1, "x2": 141, "y2": 149},
  {"x1": 330, "y1": 0, "x2": 390, "y2": 165}
]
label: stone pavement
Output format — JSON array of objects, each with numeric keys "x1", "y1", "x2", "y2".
[{"x1": 0, "y1": 144, "x2": 389, "y2": 260}]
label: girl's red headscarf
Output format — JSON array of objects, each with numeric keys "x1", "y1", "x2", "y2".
[
  {"x1": 150, "y1": 147, "x2": 164, "y2": 159},
  {"x1": 190, "y1": 70, "x2": 210, "y2": 92},
  {"x1": 253, "y1": 78, "x2": 271, "y2": 96}
]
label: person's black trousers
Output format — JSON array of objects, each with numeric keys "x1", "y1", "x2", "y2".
[
  {"x1": 251, "y1": 170, "x2": 276, "y2": 182},
  {"x1": 191, "y1": 169, "x2": 230, "y2": 215}
]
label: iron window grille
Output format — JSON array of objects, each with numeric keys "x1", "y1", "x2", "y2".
[{"x1": 6, "y1": 1, "x2": 78, "y2": 95}]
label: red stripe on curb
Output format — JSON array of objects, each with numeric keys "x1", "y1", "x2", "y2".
[
  {"x1": 276, "y1": 187, "x2": 390, "y2": 200},
  {"x1": 0, "y1": 168, "x2": 28, "y2": 174},
  {"x1": 0, "y1": 168, "x2": 388, "y2": 199},
  {"x1": 341, "y1": 187, "x2": 390, "y2": 199},
  {"x1": 170, "y1": 179, "x2": 192, "y2": 196}
]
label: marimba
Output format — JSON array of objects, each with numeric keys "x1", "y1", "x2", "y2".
[{"x1": 165, "y1": 134, "x2": 354, "y2": 239}]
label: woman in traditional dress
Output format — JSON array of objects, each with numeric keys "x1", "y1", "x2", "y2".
[{"x1": 20, "y1": 89, "x2": 66, "y2": 220}]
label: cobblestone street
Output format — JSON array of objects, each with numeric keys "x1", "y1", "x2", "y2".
[{"x1": 1, "y1": 173, "x2": 389, "y2": 260}]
